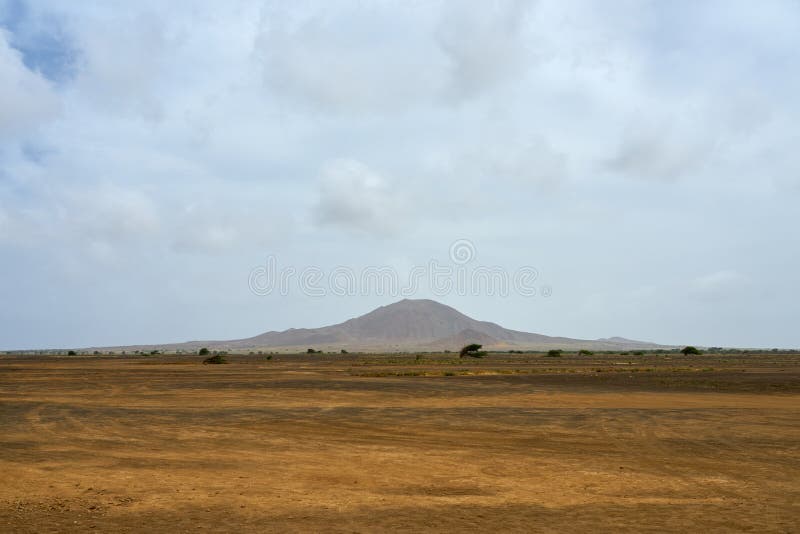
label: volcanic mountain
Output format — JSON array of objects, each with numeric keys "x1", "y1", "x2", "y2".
[{"x1": 124, "y1": 299, "x2": 665, "y2": 353}]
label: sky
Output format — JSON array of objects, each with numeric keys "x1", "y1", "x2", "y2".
[{"x1": 1, "y1": 0, "x2": 799, "y2": 350}]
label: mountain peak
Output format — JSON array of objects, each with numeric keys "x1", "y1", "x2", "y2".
[{"x1": 220, "y1": 299, "x2": 667, "y2": 352}]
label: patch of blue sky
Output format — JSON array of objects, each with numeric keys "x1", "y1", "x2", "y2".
[{"x1": 0, "y1": 0, "x2": 79, "y2": 84}]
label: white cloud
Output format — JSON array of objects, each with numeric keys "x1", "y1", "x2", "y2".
[
  {"x1": 69, "y1": 185, "x2": 160, "y2": 242},
  {"x1": 1, "y1": 1, "x2": 799, "y2": 348},
  {"x1": 169, "y1": 202, "x2": 274, "y2": 256},
  {"x1": 0, "y1": 205, "x2": 8, "y2": 238},
  {"x1": 606, "y1": 119, "x2": 715, "y2": 182},
  {"x1": 70, "y1": 9, "x2": 168, "y2": 120},
  {"x1": 171, "y1": 222, "x2": 239, "y2": 255},
  {"x1": 313, "y1": 158, "x2": 405, "y2": 236},
  {"x1": 255, "y1": 5, "x2": 443, "y2": 113},
  {"x1": 436, "y1": 0, "x2": 533, "y2": 100},
  {"x1": 0, "y1": 29, "x2": 60, "y2": 138},
  {"x1": 0, "y1": 181, "x2": 160, "y2": 251},
  {"x1": 474, "y1": 136, "x2": 567, "y2": 188}
]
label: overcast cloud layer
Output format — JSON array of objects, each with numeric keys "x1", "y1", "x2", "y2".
[{"x1": 1, "y1": 0, "x2": 799, "y2": 349}]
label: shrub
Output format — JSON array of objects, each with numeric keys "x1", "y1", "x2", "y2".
[
  {"x1": 341, "y1": 349, "x2": 348, "y2": 354},
  {"x1": 578, "y1": 349, "x2": 593, "y2": 355},
  {"x1": 307, "y1": 348, "x2": 316, "y2": 354},
  {"x1": 546, "y1": 349, "x2": 562, "y2": 357},
  {"x1": 203, "y1": 354, "x2": 227, "y2": 364},
  {"x1": 681, "y1": 346, "x2": 701, "y2": 355},
  {"x1": 199, "y1": 347, "x2": 210, "y2": 356},
  {"x1": 459, "y1": 344, "x2": 487, "y2": 358},
  {"x1": 67, "y1": 350, "x2": 77, "y2": 356}
]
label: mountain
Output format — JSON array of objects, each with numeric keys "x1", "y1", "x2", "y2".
[{"x1": 95, "y1": 299, "x2": 667, "y2": 353}]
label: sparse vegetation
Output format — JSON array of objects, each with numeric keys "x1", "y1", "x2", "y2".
[{"x1": 6, "y1": 348, "x2": 799, "y2": 533}]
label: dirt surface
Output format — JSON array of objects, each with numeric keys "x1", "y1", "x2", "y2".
[{"x1": 1, "y1": 352, "x2": 799, "y2": 532}]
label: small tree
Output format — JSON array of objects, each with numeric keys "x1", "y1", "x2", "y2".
[
  {"x1": 460, "y1": 344, "x2": 487, "y2": 358},
  {"x1": 546, "y1": 349, "x2": 562, "y2": 357},
  {"x1": 307, "y1": 348, "x2": 316, "y2": 354},
  {"x1": 681, "y1": 346, "x2": 701, "y2": 355},
  {"x1": 67, "y1": 350, "x2": 77, "y2": 356},
  {"x1": 340, "y1": 349, "x2": 348, "y2": 354},
  {"x1": 199, "y1": 347, "x2": 210, "y2": 356},
  {"x1": 578, "y1": 349, "x2": 593, "y2": 356}
]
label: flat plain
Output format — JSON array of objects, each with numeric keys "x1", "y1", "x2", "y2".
[{"x1": 1, "y1": 352, "x2": 799, "y2": 533}]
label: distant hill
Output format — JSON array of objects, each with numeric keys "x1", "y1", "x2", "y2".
[{"x1": 90, "y1": 298, "x2": 669, "y2": 353}]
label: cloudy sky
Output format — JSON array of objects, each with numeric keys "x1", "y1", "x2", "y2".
[{"x1": 1, "y1": 0, "x2": 799, "y2": 350}]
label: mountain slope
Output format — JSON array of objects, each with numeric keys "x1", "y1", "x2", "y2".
[
  {"x1": 223, "y1": 299, "x2": 665, "y2": 351},
  {"x1": 90, "y1": 299, "x2": 668, "y2": 353}
]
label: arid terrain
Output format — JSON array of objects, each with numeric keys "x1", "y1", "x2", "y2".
[{"x1": 1, "y1": 351, "x2": 799, "y2": 532}]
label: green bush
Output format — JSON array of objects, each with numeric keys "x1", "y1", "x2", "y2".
[
  {"x1": 546, "y1": 349, "x2": 562, "y2": 357},
  {"x1": 199, "y1": 347, "x2": 210, "y2": 356},
  {"x1": 203, "y1": 354, "x2": 227, "y2": 364},
  {"x1": 578, "y1": 349, "x2": 593, "y2": 355},
  {"x1": 67, "y1": 350, "x2": 77, "y2": 356},
  {"x1": 681, "y1": 346, "x2": 701, "y2": 355},
  {"x1": 459, "y1": 344, "x2": 486, "y2": 358}
]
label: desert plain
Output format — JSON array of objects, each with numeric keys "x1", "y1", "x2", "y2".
[{"x1": 1, "y1": 351, "x2": 798, "y2": 533}]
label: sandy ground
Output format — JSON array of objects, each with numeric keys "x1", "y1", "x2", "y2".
[{"x1": 1, "y1": 352, "x2": 798, "y2": 533}]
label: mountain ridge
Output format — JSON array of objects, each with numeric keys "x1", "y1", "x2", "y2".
[{"x1": 86, "y1": 298, "x2": 669, "y2": 353}]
